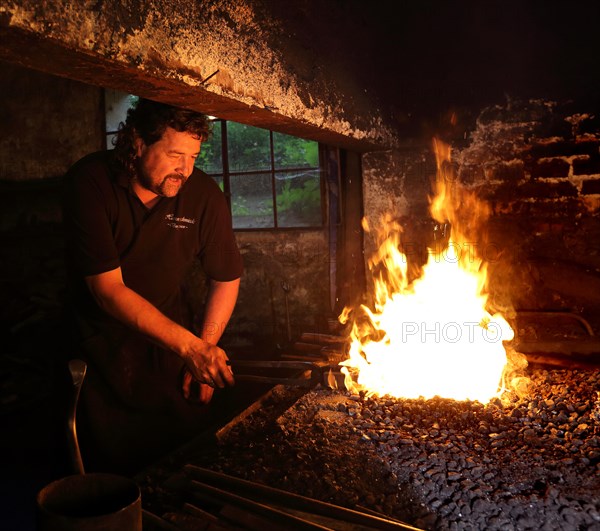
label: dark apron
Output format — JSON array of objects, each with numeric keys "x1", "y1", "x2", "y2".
[{"x1": 72, "y1": 295, "x2": 210, "y2": 475}]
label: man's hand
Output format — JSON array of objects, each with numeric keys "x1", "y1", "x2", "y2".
[
  {"x1": 181, "y1": 369, "x2": 215, "y2": 404},
  {"x1": 180, "y1": 340, "x2": 234, "y2": 404},
  {"x1": 180, "y1": 339, "x2": 235, "y2": 389},
  {"x1": 179, "y1": 277, "x2": 240, "y2": 404}
]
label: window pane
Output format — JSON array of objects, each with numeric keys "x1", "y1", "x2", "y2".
[
  {"x1": 106, "y1": 133, "x2": 118, "y2": 149},
  {"x1": 196, "y1": 120, "x2": 222, "y2": 174},
  {"x1": 105, "y1": 90, "x2": 137, "y2": 133},
  {"x1": 273, "y1": 132, "x2": 319, "y2": 169},
  {"x1": 276, "y1": 169, "x2": 322, "y2": 227},
  {"x1": 230, "y1": 172, "x2": 274, "y2": 228},
  {"x1": 227, "y1": 122, "x2": 271, "y2": 172}
]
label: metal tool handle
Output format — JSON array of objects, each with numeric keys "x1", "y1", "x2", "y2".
[
  {"x1": 232, "y1": 374, "x2": 315, "y2": 387},
  {"x1": 227, "y1": 360, "x2": 317, "y2": 387},
  {"x1": 227, "y1": 360, "x2": 318, "y2": 370},
  {"x1": 68, "y1": 359, "x2": 87, "y2": 475},
  {"x1": 227, "y1": 360, "x2": 343, "y2": 388}
]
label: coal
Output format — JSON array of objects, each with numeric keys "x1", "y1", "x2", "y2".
[{"x1": 180, "y1": 367, "x2": 600, "y2": 530}]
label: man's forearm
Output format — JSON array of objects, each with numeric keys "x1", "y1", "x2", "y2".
[
  {"x1": 199, "y1": 278, "x2": 240, "y2": 345},
  {"x1": 85, "y1": 268, "x2": 237, "y2": 388},
  {"x1": 89, "y1": 277, "x2": 197, "y2": 357}
]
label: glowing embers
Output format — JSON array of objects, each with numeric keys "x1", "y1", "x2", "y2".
[{"x1": 339, "y1": 139, "x2": 513, "y2": 403}]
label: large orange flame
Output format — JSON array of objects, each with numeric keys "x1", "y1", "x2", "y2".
[{"x1": 339, "y1": 139, "x2": 514, "y2": 403}]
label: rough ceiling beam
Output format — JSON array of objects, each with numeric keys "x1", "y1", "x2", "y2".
[{"x1": 0, "y1": 1, "x2": 402, "y2": 153}]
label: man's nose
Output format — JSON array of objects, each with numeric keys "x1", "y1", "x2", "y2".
[{"x1": 175, "y1": 155, "x2": 193, "y2": 177}]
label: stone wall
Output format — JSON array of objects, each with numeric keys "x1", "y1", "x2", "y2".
[
  {"x1": 0, "y1": 62, "x2": 103, "y2": 230},
  {"x1": 0, "y1": 63, "x2": 104, "y2": 183},
  {"x1": 456, "y1": 100, "x2": 600, "y2": 327},
  {"x1": 0, "y1": 63, "x2": 103, "y2": 359}
]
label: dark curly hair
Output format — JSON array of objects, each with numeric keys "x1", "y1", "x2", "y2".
[{"x1": 113, "y1": 98, "x2": 211, "y2": 175}]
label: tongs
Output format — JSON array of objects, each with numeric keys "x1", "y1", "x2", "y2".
[{"x1": 227, "y1": 360, "x2": 345, "y2": 388}]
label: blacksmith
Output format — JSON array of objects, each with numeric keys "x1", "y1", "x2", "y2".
[{"x1": 62, "y1": 98, "x2": 242, "y2": 474}]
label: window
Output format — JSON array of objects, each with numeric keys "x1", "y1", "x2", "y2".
[
  {"x1": 104, "y1": 90, "x2": 138, "y2": 148},
  {"x1": 198, "y1": 120, "x2": 323, "y2": 229},
  {"x1": 104, "y1": 91, "x2": 323, "y2": 229}
]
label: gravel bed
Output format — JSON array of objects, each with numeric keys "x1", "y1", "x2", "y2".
[{"x1": 189, "y1": 368, "x2": 600, "y2": 530}]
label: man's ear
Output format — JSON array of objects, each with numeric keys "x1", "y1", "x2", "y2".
[{"x1": 133, "y1": 133, "x2": 145, "y2": 158}]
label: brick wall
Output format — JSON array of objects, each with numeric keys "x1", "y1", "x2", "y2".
[
  {"x1": 456, "y1": 100, "x2": 600, "y2": 214},
  {"x1": 453, "y1": 100, "x2": 600, "y2": 327}
]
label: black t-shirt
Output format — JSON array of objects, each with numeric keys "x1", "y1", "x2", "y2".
[
  {"x1": 61, "y1": 151, "x2": 243, "y2": 472},
  {"x1": 63, "y1": 150, "x2": 243, "y2": 320}
]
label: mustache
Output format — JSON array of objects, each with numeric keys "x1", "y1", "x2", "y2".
[{"x1": 166, "y1": 173, "x2": 185, "y2": 181}]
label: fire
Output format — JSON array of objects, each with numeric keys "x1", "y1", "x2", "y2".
[{"x1": 339, "y1": 139, "x2": 514, "y2": 403}]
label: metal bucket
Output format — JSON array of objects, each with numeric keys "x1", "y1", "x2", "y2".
[{"x1": 36, "y1": 472, "x2": 141, "y2": 531}]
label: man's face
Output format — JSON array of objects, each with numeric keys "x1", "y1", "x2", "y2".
[{"x1": 134, "y1": 127, "x2": 201, "y2": 198}]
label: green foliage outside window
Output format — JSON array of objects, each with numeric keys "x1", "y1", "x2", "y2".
[
  {"x1": 195, "y1": 119, "x2": 322, "y2": 229},
  {"x1": 273, "y1": 131, "x2": 319, "y2": 168},
  {"x1": 277, "y1": 178, "x2": 320, "y2": 212},
  {"x1": 227, "y1": 122, "x2": 271, "y2": 172},
  {"x1": 195, "y1": 120, "x2": 222, "y2": 173}
]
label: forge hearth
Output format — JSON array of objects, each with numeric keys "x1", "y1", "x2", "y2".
[{"x1": 137, "y1": 367, "x2": 600, "y2": 531}]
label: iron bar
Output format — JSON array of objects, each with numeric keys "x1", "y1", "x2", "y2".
[
  {"x1": 190, "y1": 479, "x2": 335, "y2": 531},
  {"x1": 185, "y1": 465, "x2": 424, "y2": 531}
]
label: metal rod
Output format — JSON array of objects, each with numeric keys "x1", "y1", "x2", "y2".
[
  {"x1": 514, "y1": 310, "x2": 595, "y2": 336},
  {"x1": 220, "y1": 504, "x2": 290, "y2": 531},
  {"x1": 67, "y1": 359, "x2": 87, "y2": 475},
  {"x1": 300, "y1": 332, "x2": 348, "y2": 344},
  {"x1": 185, "y1": 466, "x2": 423, "y2": 531},
  {"x1": 228, "y1": 360, "x2": 319, "y2": 370},
  {"x1": 200, "y1": 69, "x2": 219, "y2": 85},
  {"x1": 141, "y1": 509, "x2": 181, "y2": 531},
  {"x1": 228, "y1": 360, "x2": 323, "y2": 387},
  {"x1": 190, "y1": 479, "x2": 335, "y2": 531},
  {"x1": 512, "y1": 338, "x2": 600, "y2": 355},
  {"x1": 182, "y1": 502, "x2": 219, "y2": 523},
  {"x1": 214, "y1": 383, "x2": 306, "y2": 442},
  {"x1": 232, "y1": 374, "x2": 314, "y2": 387},
  {"x1": 523, "y1": 353, "x2": 600, "y2": 370},
  {"x1": 281, "y1": 281, "x2": 292, "y2": 342}
]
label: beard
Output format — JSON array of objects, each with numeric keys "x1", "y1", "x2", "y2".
[{"x1": 136, "y1": 168, "x2": 187, "y2": 198}]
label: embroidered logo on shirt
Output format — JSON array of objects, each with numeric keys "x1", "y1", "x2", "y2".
[{"x1": 165, "y1": 214, "x2": 196, "y2": 229}]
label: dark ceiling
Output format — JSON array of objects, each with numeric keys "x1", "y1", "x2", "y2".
[
  {"x1": 2, "y1": 0, "x2": 599, "y2": 146},
  {"x1": 280, "y1": 0, "x2": 600, "y2": 134}
]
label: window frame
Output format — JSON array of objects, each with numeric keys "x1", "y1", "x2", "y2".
[{"x1": 205, "y1": 118, "x2": 326, "y2": 231}]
